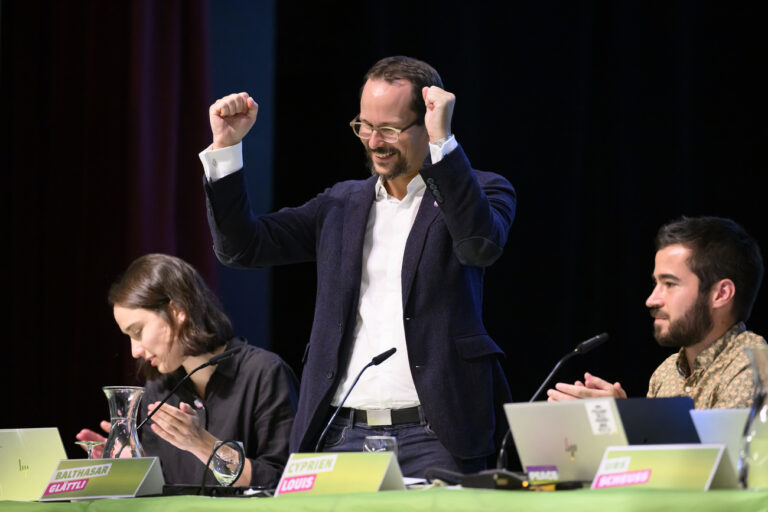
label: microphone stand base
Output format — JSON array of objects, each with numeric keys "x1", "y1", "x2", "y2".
[{"x1": 459, "y1": 469, "x2": 530, "y2": 490}]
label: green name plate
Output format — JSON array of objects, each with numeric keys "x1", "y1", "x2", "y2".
[
  {"x1": 39, "y1": 457, "x2": 164, "y2": 501},
  {"x1": 275, "y1": 453, "x2": 404, "y2": 496},
  {"x1": 591, "y1": 444, "x2": 724, "y2": 490}
]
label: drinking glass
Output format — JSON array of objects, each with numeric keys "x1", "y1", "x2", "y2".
[
  {"x1": 739, "y1": 346, "x2": 768, "y2": 489},
  {"x1": 363, "y1": 435, "x2": 398, "y2": 456},
  {"x1": 75, "y1": 440, "x2": 105, "y2": 459},
  {"x1": 209, "y1": 440, "x2": 244, "y2": 486}
]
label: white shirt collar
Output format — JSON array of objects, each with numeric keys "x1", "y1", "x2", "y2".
[{"x1": 374, "y1": 173, "x2": 426, "y2": 201}]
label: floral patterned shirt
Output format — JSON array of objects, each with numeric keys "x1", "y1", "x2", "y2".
[{"x1": 647, "y1": 322, "x2": 766, "y2": 408}]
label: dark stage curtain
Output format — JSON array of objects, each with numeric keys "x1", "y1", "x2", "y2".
[
  {"x1": 271, "y1": 2, "x2": 768, "y2": 402},
  {"x1": 2, "y1": 1, "x2": 213, "y2": 457}
]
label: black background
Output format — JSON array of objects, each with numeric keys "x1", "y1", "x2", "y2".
[{"x1": 271, "y1": 2, "x2": 767, "y2": 403}]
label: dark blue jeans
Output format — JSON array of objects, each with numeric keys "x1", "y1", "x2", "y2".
[{"x1": 319, "y1": 407, "x2": 486, "y2": 478}]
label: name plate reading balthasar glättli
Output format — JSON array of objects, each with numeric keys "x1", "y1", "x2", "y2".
[{"x1": 39, "y1": 457, "x2": 164, "y2": 501}]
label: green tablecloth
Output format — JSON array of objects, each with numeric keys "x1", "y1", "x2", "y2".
[{"x1": 3, "y1": 488, "x2": 768, "y2": 512}]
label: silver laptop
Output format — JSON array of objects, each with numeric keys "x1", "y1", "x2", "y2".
[
  {"x1": 690, "y1": 408, "x2": 749, "y2": 488},
  {"x1": 504, "y1": 397, "x2": 698, "y2": 483},
  {"x1": 504, "y1": 399, "x2": 630, "y2": 483},
  {"x1": 0, "y1": 428, "x2": 67, "y2": 501}
]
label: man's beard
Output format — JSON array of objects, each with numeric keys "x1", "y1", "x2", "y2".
[
  {"x1": 650, "y1": 292, "x2": 713, "y2": 348},
  {"x1": 366, "y1": 147, "x2": 410, "y2": 181}
]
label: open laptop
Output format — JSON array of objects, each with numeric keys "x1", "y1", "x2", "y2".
[
  {"x1": 690, "y1": 408, "x2": 749, "y2": 488},
  {"x1": 616, "y1": 397, "x2": 700, "y2": 444},
  {"x1": 504, "y1": 397, "x2": 698, "y2": 483},
  {"x1": 0, "y1": 428, "x2": 67, "y2": 501}
]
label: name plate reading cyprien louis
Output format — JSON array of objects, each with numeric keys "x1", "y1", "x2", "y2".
[{"x1": 275, "y1": 453, "x2": 404, "y2": 496}]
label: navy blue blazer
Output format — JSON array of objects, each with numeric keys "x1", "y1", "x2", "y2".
[{"x1": 204, "y1": 144, "x2": 516, "y2": 459}]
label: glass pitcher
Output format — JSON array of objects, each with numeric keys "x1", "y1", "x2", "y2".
[
  {"x1": 738, "y1": 345, "x2": 768, "y2": 489},
  {"x1": 102, "y1": 386, "x2": 145, "y2": 458}
]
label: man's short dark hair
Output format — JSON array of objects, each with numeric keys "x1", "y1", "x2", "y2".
[
  {"x1": 655, "y1": 216, "x2": 764, "y2": 322},
  {"x1": 362, "y1": 56, "x2": 443, "y2": 123}
]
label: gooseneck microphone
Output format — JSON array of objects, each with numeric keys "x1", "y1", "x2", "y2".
[
  {"x1": 314, "y1": 347, "x2": 397, "y2": 452},
  {"x1": 528, "y1": 332, "x2": 609, "y2": 403},
  {"x1": 136, "y1": 345, "x2": 243, "y2": 431},
  {"x1": 496, "y1": 332, "x2": 609, "y2": 469}
]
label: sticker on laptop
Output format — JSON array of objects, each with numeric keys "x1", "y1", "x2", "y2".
[
  {"x1": 585, "y1": 399, "x2": 618, "y2": 435},
  {"x1": 525, "y1": 465, "x2": 559, "y2": 482}
]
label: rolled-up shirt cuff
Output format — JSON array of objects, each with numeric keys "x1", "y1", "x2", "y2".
[
  {"x1": 429, "y1": 134, "x2": 458, "y2": 164},
  {"x1": 198, "y1": 142, "x2": 244, "y2": 182}
]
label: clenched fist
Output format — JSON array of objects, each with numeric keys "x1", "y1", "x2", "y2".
[
  {"x1": 209, "y1": 92, "x2": 259, "y2": 149},
  {"x1": 422, "y1": 86, "x2": 455, "y2": 143}
]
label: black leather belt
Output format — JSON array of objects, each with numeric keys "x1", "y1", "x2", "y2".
[{"x1": 337, "y1": 406, "x2": 421, "y2": 426}]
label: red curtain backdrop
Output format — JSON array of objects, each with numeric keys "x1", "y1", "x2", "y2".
[{"x1": 3, "y1": 1, "x2": 214, "y2": 456}]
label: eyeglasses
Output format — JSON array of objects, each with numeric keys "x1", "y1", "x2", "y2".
[{"x1": 349, "y1": 116, "x2": 420, "y2": 143}]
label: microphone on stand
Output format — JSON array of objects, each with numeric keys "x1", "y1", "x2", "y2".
[
  {"x1": 528, "y1": 332, "x2": 609, "y2": 403},
  {"x1": 496, "y1": 332, "x2": 609, "y2": 470},
  {"x1": 136, "y1": 345, "x2": 243, "y2": 431},
  {"x1": 314, "y1": 347, "x2": 397, "y2": 452}
]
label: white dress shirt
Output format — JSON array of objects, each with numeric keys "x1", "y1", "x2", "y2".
[{"x1": 330, "y1": 174, "x2": 426, "y2": 408}]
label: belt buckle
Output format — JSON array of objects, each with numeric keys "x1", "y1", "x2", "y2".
[{"x1": 365, "y1": 409, "x2": 392, "y2": 426}]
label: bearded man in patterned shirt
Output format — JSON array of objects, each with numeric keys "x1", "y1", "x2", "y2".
[{"x1": 548, "y1": 216, "x2": 766, "y2": 409}]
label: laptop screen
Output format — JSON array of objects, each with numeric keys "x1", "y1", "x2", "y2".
[
  {"x1": 504, "y1": 398, "x2": 629, "y2": 483},
  {"x1": 0, "y1": 428, "x2": 67, "y2": 501},
  {"x1": 690, "y1": 408, "x2": 749, "y2": 488},
  {"x1": 616, "y1": 396, "x2": 699, "y2": 444}
]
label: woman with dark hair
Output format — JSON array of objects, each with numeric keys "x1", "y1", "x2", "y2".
[{"x1": 76, "y1": 253, "x2": 298, "y2": 487}]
